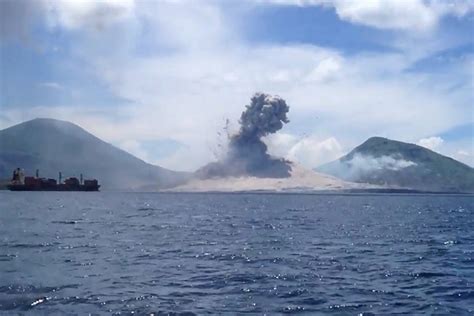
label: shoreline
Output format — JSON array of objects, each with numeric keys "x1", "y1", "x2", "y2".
[{"x1": 159, "y1": 188, "x2": 474, "y2": 196}]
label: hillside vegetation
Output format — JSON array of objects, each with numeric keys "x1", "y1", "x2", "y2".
[
  {"x1": 0, "y1": 118, "x2": 190, "y2": 190},
  {"x1": 317, "y1": 137, "x2": 474, "y2": 193}
]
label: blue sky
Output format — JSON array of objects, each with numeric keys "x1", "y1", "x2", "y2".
[{"x1": 1, "y1": 0, "x2": 473, "y2": 169}]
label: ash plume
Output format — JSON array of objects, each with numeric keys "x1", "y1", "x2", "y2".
[{"x1": 197, "y1": 92, "x2": 292, "y2": 178}]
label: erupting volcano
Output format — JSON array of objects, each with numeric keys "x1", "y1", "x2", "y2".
[{"x1": 197, "y1": 93, "x2": 292, "y2": 178}]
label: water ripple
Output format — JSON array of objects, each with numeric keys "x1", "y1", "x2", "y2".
[{"x1": 0, "y1": 192, "x2": 472, "y2": 314}]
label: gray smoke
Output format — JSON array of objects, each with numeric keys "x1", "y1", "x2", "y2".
[{"x1": 197, "y1": 92, "x2": 292, "y2": 178}]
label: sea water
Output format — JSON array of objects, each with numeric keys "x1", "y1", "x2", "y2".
[{"x1": 1, "y1": 192, "x2": 473, "y2": 315}]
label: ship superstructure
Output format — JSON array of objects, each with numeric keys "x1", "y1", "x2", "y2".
[{"x1": 8, "y1": 169, "x2": 100, "y2": 191}]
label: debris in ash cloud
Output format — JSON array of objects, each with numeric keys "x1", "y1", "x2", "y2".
[{"x1": 197, "y1": 92, "x2": 292, "y2": 178}]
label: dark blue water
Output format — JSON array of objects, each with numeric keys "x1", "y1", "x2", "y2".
[{"x1": 1, "y1": 192, "x2": 473, "y2": 315}]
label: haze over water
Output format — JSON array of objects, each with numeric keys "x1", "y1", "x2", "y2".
[{"x1": 1, "y1": 192, "x2": 473, "y2": 314}]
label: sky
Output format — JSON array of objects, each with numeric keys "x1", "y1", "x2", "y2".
[{"x1": 0, "y1": 0, "x2": 473, "y2": 171}]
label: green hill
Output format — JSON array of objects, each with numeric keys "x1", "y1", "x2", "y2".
[
  {"x1": 317, "y1": 137, "x2": 474, "y2": 193},
  {"x1": 0, "y1": 118, "x2": 190, "y2": 190}
]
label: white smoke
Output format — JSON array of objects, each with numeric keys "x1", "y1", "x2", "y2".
[
  {"x1": 417, "y1": 136, "x2": 444, "y2": 151},
  {"x1": 348, "y1": 154, "x2": 417, "y2": 172},
  {"x1": 321, "y1": 153, "x2": 418, "y2": 182}
]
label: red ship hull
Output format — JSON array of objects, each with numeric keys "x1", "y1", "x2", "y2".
[
  {"x1": 7, "y1": 184, "x2": 100, "y2": 191},
  {"x1": 7, "y1": 173, "x2": 100, "y2": 192}
]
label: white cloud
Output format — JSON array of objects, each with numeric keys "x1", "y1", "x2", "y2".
[
  {"x1": 266, "y1": 134, "x2": 344, "y2": 168},
  {"x1": 38, "y1": 82, "x2": 63, "y2": 90},
  {"x1": 1, "y1": 0, "x2": 472, "y2": 172},
  {"x1": 287, "y1": 136, "x2": 344, "y2": 167},
  {"x1": 414, "y1": 137, "x2": 473, "y2": 167},
  {"x1": 46, "y1": 0, "x2": 135, "y2": 31},
  {"x1": 457, "y1": 149, "x2": 470, "y2": 156},
  {"x1": 444, "y1": 138, "x2": 474, "y2": 167},
  {"x1": 0, "y1": 0, "x2": 136, "y2": 42},
  {"x1": 117, "y1": 139, "x2": 150, "y2": 163},
  {"x1": 331, "y1": 0, "x2": 437, "y2": 32},
  {"x1": 260, "y1": 0, "x2": 474, "y2": 32},
  {"x1": 304, "y1": 57, "x2": 342, "y2": 82},
  {"x1": 453, "y1": 149, "x2": 473, "y2": 166},
  {"x1": 417, "y1": 136, "x2": 444, "y2": 151}
]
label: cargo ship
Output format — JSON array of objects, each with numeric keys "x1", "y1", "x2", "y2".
[{"x1": 7, "y1": 169, "x2": 100, "y2": 191}]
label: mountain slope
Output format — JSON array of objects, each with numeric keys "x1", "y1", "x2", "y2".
[
  {"x1": 317, "y1": 137, "x2": 474, "y2": 192},
  {"x1": 0, "y1": 118, "x2": 190, "y2": 190},
  {"x1": 169, "y1": 163, "x2": 369, "y2": 192}
]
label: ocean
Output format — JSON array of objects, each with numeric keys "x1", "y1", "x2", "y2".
[{"x1": 1, "y1": 192, "x2": 473, "y2": 315}]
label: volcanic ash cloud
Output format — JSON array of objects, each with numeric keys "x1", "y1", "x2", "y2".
[{"x1": 197, "y1": 92, "x2": 292, "y2": 178}]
